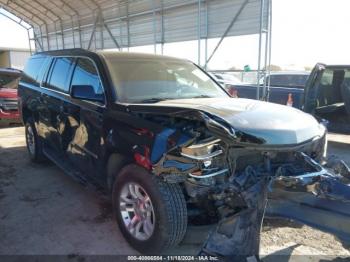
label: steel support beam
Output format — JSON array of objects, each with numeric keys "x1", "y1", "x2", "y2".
[
  {"x1": 152, "y1": 0, "x2": 157, "y2": 54},
  {"x1": 204, "y1": 0, "x2": 209, "y2": 69},
  {"x1": 33, "y1": 31, "x2": 44, "y2": 51},
  {"x1": 198, "y1": 0, "x2": 201, "y2": 65},
  {"x1": 118, "y1": 2, "x2": 123, "y2": 50},
  {"x1": 0, "y1": 8, "x2": 32, "y2": 29},
  {"x1": 160, "y1": 0, "x2": 164, "y2": 54},
  {"x1": 6, "y1": 0, "x2": 49, "y2": 50},
  {"x1": 31, "y1": 0, "x2": 65, "y2": 49},
  {"x1": 126, "y1": 1, "x2": 130, "y2": 50},
  {"x1": 256, "y1": 0, "x2": 265, "y2": 100},
  {"x1": 262, "y1": 0, "x2": 271, "y2": 101},
  {"x1": 204, "y1": 0, "x2": 249, "y2": 67},
  {"x1": 88, "y1": 13, "x2": 100, "y2": 50},
  {"x1": 103, "y1": 22, "x2": 120, "y2": 49},
  {"x1": 0, "y1": 9, "x2": 34, "y2": 53},
  {"x1": 59, "y1": 0, "x2": 82, "y2": 48}
]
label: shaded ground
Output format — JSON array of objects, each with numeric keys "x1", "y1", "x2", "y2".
[{"x1": 0, "y1": 127, "x2": 349, "y2": 260}]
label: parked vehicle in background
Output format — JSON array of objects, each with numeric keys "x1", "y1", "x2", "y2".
[
  {"x1": 0, "y1": 68, "x2": 22, "y2": 126},
  {"x1": 211, "y1": 72, "x2": 242, "y2": 97},
  {"x1": 215, "y1": 66, "x2": 350, "y2": 132},
  {"x1": 18, "y1": 50, "x2": 350, "y2": 258},
  {"x1": 226, "y1": 71, "x2": 310, "y2": 109},
  {"x1": 262, "y1": 71, "x2": 310, "y2": 88},
  {"x1": 304, "y1": 63, "x2": 350, "y2": 132}
]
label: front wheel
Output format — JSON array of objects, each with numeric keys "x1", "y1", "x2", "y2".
[{"x1": 112, "y1": 164, "x2": 187, "y2": 254}]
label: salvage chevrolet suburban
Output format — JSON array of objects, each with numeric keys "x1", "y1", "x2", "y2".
[{"x1": 18, "y1": 49, "x2": 350, "y2": 258}]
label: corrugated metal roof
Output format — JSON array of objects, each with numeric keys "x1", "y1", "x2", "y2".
[{"x1": 0, "y1": 0, "x2": 268, "y2": 51}]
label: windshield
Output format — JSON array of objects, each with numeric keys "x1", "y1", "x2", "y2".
[
  {"x1": 0, "y1": 73, "x2": 20, "y2": 89},
  {"x1": 104, "y1": 58, "x2": 228, "y2": 103}
]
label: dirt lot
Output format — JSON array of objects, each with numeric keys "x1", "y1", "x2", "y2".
[{"x1": 0, "y1": 126, "x2": 349, "y2": 261}]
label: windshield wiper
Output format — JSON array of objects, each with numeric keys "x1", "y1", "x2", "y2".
[
  {"x1": 191, "y1": 95, "x2": 213, "y2": 98},
  {"x1": 138, "y1": 97, "x2": 172, "y2": 103}
]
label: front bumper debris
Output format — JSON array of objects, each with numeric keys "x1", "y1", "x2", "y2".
[{"x1": 200, "y1": 153, "x2": 350, "y2": 260}]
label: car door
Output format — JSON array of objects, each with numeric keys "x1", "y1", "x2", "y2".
[
  {"x1": 41, "y1": 57, "x2": 76, "y2": 154},
  {"x1": 303, "y1": 63, "x2": 326, "y2": 113},
  {"x1": 63, "y1": 57, "x2": 106, "y2": 180},
  {"x1": 20, "y1": 56, "x2": 51, "y2": 139}
]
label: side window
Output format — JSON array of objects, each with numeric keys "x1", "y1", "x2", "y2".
[
  {"x1": 320, "y1": 69, "x2": 334, "y2": 86},
  {"x1": 71, "y1": 58, "x2": 104, "y2": 96},
  {"x1": 47, "y1": 57, "x2": 75, "y2": 92},
  {"x1": 22, "y1": 57, "x2": 46, "y2": 85}
]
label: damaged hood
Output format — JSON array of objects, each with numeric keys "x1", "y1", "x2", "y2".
[{"x1": 127, "y1": 97, "x2": 326, "y2": 146}]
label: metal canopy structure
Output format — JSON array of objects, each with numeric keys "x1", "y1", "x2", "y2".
[{"x1": 0, "y1": 0, "x2": 270, "y2": 68}]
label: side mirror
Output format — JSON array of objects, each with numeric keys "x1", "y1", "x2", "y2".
[{"x1": 71, "y1": 85, "x2": 104, "y2": 103}]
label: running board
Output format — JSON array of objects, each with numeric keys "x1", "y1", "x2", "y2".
[{"x1": 43, "y1": 146, "x2": 88, "y2": 186}]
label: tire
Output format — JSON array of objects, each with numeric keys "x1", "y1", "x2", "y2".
[
  {"x1": 112, "y1": 164, "x2": 187, "y2": 254},
  {"x1": 25, "y1": 118, "x2": 45, "y2": 163}
]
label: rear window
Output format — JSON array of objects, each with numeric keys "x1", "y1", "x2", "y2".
[
  {"x1": 22, "y1": 57, "x2": 47, "y2": 85},
  {"x1": 267, "y1": 74, "x2": 309, "y2": 88},
  {"x1": 47, "y1": 57, "x2": 75, "y2": 92}
]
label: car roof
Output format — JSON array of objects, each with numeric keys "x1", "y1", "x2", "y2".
[
  {"x1": 268, "y1": 71, "x2": 310, "y2": 76},
  {"x1": 33, "y1": 48, "x2": 189, "y2": 63},
  {"x1": 97, "y1": 50, "x2": 189, "y2": 63},
  {"x1": 324, "y1": 65, "x2": 350, "y2": 69},
  {"x1": 0, "y1": 67, "x2": 22, "y2": 75}
]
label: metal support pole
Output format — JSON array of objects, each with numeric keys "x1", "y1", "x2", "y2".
[
  {"x1": 43, "y1": 24, "x2": 50, "y2": 50},
  {"x1": 118, "y1": 2, "x2": 123, "y2": 51},
  {"x1": 27, "y1": 28, "x2": 32, "y2": 54},
  {"x1": 262, "y1": 0, "x2": 270, "y2": 101},
  {"x1": 256, "y1": 0, "x2": 265, "y2": 100},
  {"x1": 104, "y1": 22, "x2": 120, "y2": 49},
  {"x1": 204, "y1": 0, "x2": 209, "y2": 70},
  {"x1": 198, "y1": 0, "x2": 201, "y2": 66},
  {"x1": 267, "y1": 0, "x2": 272, "y2": 101},
  {"x1": 60, "y1": 20, "x2": 65, "y2": 49},
  {"x1": 88, "y1": 13, "x2": 100, "y2": 50},
  {"x1": 54, "y1": 22, "x2": 59, "y2": 49},
  {"x1": 100, "y1": 14, "x2": 104, "y2": 50},
  {"x1": 126, "y1": 1, "x2": 130, "y2": 51},
  {"x1": 160, "y1": 0, "x2": 164, "y2": 54},
  {"x1": 152, "y1": 0, "x2": 157, "y2": 54},
  {"x1": 34, "y1": 30, "x2": 44, "y2": 51},
  {"x1": 71, "y1": 17, "x2": 76, "y2": 48},
  {"x1": 205, "y1": 0, "x2": 249, "y2": 68}
]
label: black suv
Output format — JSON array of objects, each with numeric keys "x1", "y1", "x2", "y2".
[{"x1": 18, "y1": 49, "x2": 350, "y2": 257}]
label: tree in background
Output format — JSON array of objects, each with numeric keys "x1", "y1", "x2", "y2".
[{"x1": 263, "y1": 64, "x2": 282, "y2": 71}]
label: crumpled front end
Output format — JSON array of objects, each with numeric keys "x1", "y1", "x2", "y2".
[{"x1": 126, "y1": 102, "x2": 350, "y2": 260}]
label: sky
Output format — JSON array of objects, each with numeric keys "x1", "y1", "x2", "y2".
[{"x1": 1, "y1": 0, "x2": 350, "y2": 69}]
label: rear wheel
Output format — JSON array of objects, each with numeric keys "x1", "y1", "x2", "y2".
[
  {"x1": 25, "y1": 118, "x2": 45, "y2": 162},
  {"x1": 112, "y1": 164, "x2": 187, "y2": 254}
]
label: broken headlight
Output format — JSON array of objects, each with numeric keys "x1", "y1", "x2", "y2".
[{"x1": 181, "y1": 138, "x2": 229, "y2": 179}]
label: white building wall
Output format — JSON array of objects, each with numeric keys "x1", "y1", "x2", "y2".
[{"x1": 8, "y1": 50, "x2": 30, "y2": 70}]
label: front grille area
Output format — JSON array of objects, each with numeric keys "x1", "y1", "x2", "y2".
[{"x1": 0, "y1": 98, "x2": 18, "y2": 111}]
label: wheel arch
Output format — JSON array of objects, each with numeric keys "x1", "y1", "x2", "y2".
[{"x1": 106, "y1": 152, "x2": 132, "y2": 193}]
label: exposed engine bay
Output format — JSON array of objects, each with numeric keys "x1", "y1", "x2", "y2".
[{"x1": 127, "y1": 100, "x2": 350, "y2": 260}]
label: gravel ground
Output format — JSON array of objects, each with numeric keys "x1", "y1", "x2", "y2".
[{"x1": 0, "y1": 126, "x2": 349, "y2": 261}]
